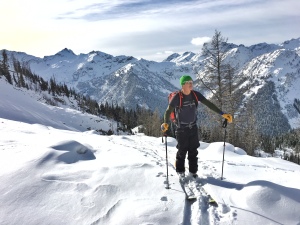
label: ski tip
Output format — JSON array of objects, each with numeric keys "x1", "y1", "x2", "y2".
[
  {"x1": 187, "y1": 196, "x2": 197, "y2": 200},
  {"x1": 208, "y1": 200, "x2": 218, "y2": 206},
  {"x1": 209, "y1": 202, "x2": 218, "y2": 207}
]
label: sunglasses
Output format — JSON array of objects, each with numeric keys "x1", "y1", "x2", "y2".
[{"x1": 184, "y1": 80, "x2": 193, "y2": 85}]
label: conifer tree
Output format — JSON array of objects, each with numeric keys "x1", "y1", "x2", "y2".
[
  {"x1": 197, "y1": 30, "x2": 237, "y2": 141},
  {"x1": 0, "y1": 50, "x2": 12, "y2": 84}
]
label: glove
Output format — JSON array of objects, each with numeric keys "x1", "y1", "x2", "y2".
[
  {"x1": 222, "y1": 113, "x2": 233, "y2": 123},
  {"x1": 161, "y1": 123, "x2": 169, "y2": 133}
]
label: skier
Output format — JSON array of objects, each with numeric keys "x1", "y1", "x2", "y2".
[{"x1": 161, "y1": 75, "x2": 232, "y2": 180}]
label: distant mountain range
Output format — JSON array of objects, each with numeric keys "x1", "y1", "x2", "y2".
[{"x1": 1, "y1": 37, "x2": 300, "y2": 135}]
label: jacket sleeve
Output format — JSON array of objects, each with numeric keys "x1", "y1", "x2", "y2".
[
  {"x1": 196, "y1": 91, "x2": 223, "y2": 115},
  {"x1": 163, "y1": 105, "x2": 174, "y2": 123},
  {"x1": 201, "y1": 98, "x2": 223, "y2": 115}
]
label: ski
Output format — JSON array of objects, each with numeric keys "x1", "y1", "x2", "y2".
[
  {"x1": 203, "y1": 188, "x2": 218, "y2": 206},
  {"x1": 187, "y1": 175, "x2": 218, "y2": 207},
  {"x1": 198, "y1": 183, "x2": 218, "y2": 207},
  {"x1": 177, "y1": 173, "x2": 218, "y2": 205},
  {"x1": 178, "y1": 174, "x2": 197, "y2": 200},
  {"x1": 179, "y1": 180, "x2": 197, "y2": 200}
]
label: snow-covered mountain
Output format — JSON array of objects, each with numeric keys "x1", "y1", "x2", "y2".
[
  {"x1": 1, "y1": 38, "x2": 300, "y2": 133},
  {"x1": 2, "y1": 48, "x2": 195, "y2": 114}
]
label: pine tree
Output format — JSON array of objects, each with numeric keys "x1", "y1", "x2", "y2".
[
  {"x1": 49, "y1": 77, "x2": 57, "y2": 96},
  {"x1": 18, "y1": 73, "x2": 26, "y2": 88},
  {"x1": 241, "y1": 99, "x2": 259, "y2": 155},
  {"x1": 149, "y1": 108, "x2": 161, "y2": 137},
  {"x1": 197, "y1": 30, "x2": 238, "y2": 141},
  {"x1": 0, "y1": 50, "x2": 12, "y2": 84},
  {"x1": 198, "y1": 30, "x2": 229, "y2": 110}
]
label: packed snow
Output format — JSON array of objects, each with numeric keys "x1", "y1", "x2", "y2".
[{"x1": 1, "y1": 79, "x2": 300, "y2": 225}]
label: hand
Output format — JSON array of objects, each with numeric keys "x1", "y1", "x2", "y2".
[
  {"x1": 222, "y1": 113, "x2": 233, "y2": 123},
  {"x1": 161, "y1": 123, "x2": 169, "y2": 133}
]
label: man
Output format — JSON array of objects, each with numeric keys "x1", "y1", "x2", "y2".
[{"x1": 161, "y1": 75, "x2": 232, "y2": 180}]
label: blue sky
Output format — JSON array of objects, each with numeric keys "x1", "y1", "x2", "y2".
[{"x1": 1, "y1": 0, "x2": 299, "y2": 61}]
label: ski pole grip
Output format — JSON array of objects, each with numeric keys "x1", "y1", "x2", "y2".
[{"x1": 222, "y1": 119, "x2": 228, "y2": 128}]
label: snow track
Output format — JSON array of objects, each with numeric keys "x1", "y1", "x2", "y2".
[
  {"x1": 116, "y1": 135, "x2": 223, "y2": 225},
  {"x1": 182, "y1": 178, "x2": 219, "y2": 225}
]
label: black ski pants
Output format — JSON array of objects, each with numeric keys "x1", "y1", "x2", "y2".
[{"x1": 175, "y1": 125, "x2": 200, "y2": 174}]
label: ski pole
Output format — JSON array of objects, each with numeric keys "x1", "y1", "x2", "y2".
[
  {"x1": 221, "y1": 119, "x2": 228, "y2": 180},
  {"x1": 164, "y1": 133, "x2": 170, "y2": 189}
]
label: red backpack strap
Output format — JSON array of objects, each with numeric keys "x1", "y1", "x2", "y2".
[
  {"x1": 178, "y1": 91, "x2": 183, "y2": 108},
  {"x1": 191, "y1": 90, "x2": 199, "y2": 106}
]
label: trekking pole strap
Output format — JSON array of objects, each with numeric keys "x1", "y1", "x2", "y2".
[
  {"x1": 222, "y1": 119, "x2": 228, "y2": 128},
  {"x1": 162, "y1": 131, "x2": 167, "y2": 143}
]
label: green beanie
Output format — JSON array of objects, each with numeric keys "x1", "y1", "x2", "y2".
[{"x1": 180, "y1": 75, "x2": 192, "y2": 86}]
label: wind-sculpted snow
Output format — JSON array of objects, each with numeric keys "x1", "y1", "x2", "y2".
[
  {"x1": 204, "y1": 178, "x2": 300, "y2": 225},
  {"x1": 1, "y1": 117, "x2": 300, "y2": 225}
]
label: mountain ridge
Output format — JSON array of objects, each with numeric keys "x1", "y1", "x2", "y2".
[{"x1": 1, "y1": 37, "x2": 300, "y2": 135}]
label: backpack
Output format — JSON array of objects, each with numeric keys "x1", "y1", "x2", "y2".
[{"x1": 168, "y1": 90, "x2": 199, "y2": 124}]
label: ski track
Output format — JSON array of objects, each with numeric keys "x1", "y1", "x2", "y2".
[
  {"x1": 180, "y1": 159, "x2": 239, "y2": 225},
  {"x1": 143, "y1": 138, "x2": 221, "y2": 225},
  {"x1": 186, "y1": 178, "x2": 216, "y2": 225},
  {"x1": 198, "y1": 161, "x2": 238, "y2": 225},
  {"x1": 127, "y1": 136, "x2": 225, "y2": 225},
  {"x1": 109, "y1": 135, "x2": 237, "y2": 225}
]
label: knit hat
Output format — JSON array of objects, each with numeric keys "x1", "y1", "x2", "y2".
[{"x1": 180, "y1": 75, "x2": 192, "y2": 86}]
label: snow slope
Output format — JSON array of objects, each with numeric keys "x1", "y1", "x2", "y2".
[
  {"x1": 1, "y1": 81, "x2": 300, "y2": 225},
  {"x1": 0, "y1": 78, "x2": 116, "y2": 133}
]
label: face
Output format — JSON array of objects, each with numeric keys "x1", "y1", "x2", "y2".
[{"x1": 182, "y1": 80, "x2": 193, "y2": 91}]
